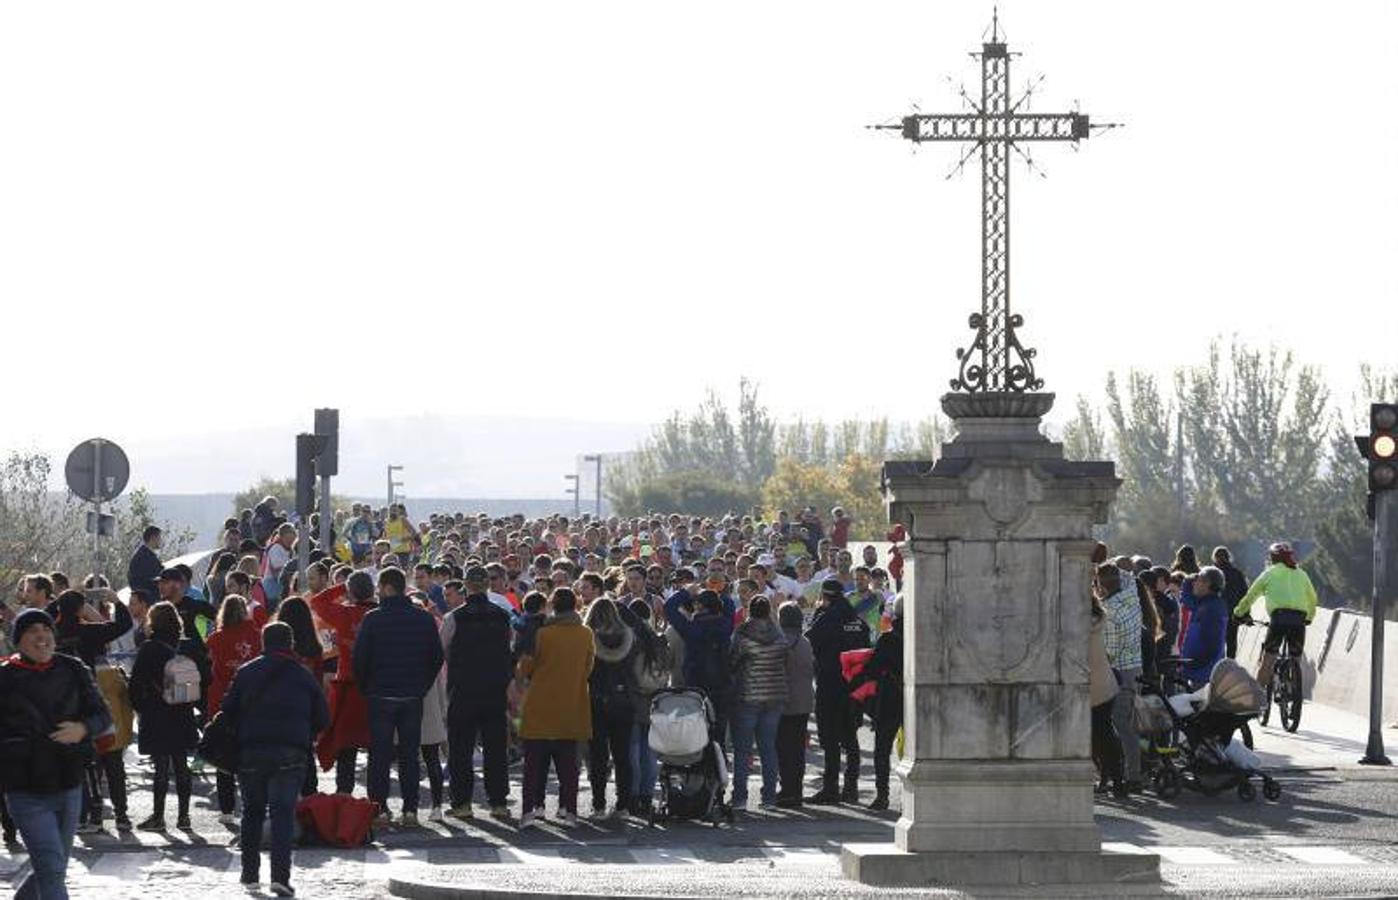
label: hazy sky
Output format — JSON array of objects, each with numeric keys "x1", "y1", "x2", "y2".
[{"x1": 2, "y1": 2, "x2": 1395, "y2": 494}]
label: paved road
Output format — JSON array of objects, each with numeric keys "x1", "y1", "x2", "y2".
[{"x1": 5, "y1": 748, "x2": 1397, "y2": 898}]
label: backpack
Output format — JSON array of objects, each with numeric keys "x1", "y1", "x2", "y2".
[{"x1": 162, "y1": 653, "x2": 202, "y2": 705}]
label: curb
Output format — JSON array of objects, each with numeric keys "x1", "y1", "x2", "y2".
[{"x1": 388, "y1": 877, "x2": 707, "y2": 900}]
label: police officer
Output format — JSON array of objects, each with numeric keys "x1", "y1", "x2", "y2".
[{"x1": 804, "y1": 578, "x2": 870, "y2": 803}]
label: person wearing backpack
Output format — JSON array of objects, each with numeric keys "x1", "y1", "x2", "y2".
[
  {"x1": 804, "y1": 578, "x2": 870, "y2": 804},
  {"x1": 625, "y1": 597, "x2": 670, "y2": 817},
  {"x1": 130, "y1": 601, "x2": 200, "y2": 830},
  {"x1": 220, "y1": 621, "x2": 330, "y2": 898}
]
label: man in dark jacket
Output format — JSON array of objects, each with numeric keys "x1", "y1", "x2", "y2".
[
  {"x1": 352, "y1": 567, "x2": 444, "y2": 827},
  {"x1": 805, "y1": 578, "x2": 869, "y2": 804},
  {"x1": 1214, "y1": 547, "x2": 1250, "y2": 659},
  {"x1": 664, "y1": 589, "x2": 734, "y2": 742},
  {"x1": 0, "y1": 609, "x2": 112, "y2": 900},
  {"x1": 126, "y1": 526, "x2": 164, "y2": 614},
  {"x1": 221, "y1": 621, "x2": 329, "y2": 896},
  {"x1": 859, "y1": 596, "x2": 904, "y2": 810},
  {"x1": 438, "y1": 566, "x2": 513, "y2": 819}
]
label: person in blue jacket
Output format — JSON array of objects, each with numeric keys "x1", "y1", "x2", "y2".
[
  {"x1": 663, "y1": 588, "x2": 734, "y2": 742},
  {"x1": 1179, "y1": 566, "x2": 1228, "y2": 686}
]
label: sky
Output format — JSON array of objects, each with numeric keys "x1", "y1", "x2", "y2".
[{"x1": 2, "y1": 2, "x2": 1395, "y2": 496}]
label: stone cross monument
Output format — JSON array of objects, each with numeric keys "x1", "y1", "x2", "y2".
[{"x1": 842, "y1": 17, "x2": 1160, "y2": 889}]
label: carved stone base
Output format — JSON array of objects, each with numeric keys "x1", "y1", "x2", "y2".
[{"x1": 841, "y1": 844, "x2": 1161, "y2": 888}]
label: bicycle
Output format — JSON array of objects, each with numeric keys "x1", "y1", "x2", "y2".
[{"x1": 1247, "y1": 617, "x2": 1303, "y2": 733}]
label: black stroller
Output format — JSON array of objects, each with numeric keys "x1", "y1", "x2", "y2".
[
  {"x1": 646, "y1": 687, "x2": 733, "y2": 827},
  {"x1": 1135, "y1": 658, "x2": 1282, "y2": 802}
]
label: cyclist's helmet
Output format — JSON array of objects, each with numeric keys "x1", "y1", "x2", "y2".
[{"x1": 1268, "y1": 541, "x2": 1299, "y2": 568}]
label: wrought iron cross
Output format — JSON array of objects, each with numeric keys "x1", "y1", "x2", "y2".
[{"x1": 875, "y1": 14, "x2": 1109, "y2": 394}]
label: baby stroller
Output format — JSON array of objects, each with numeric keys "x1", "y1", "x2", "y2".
[
  {"x1": 647, "y1": 687, "x2": 732, "y2": 827},
  {"x1": 1135, "y1": 659, "x2": 1282, "y2": 802}
]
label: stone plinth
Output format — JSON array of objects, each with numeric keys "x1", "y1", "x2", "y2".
[{"x1": 843, "y1": 392, "x2": 1160, "y2": 887}]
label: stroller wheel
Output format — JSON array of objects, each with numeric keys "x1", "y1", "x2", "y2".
[
  {"x1": 1156, "y1": 768, "x2": 1182, "y2": 801},
  {"x1": 1263, "y1": 778, "x2": 1282, "y2": 802},
  {"x1": 1237, "y1": 780, "x2": 1256, "y2": 802}
]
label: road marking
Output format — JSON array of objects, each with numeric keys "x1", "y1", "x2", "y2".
[
  {"x1": 1277, "y1": 846, "x2": 1367, "y2": 865},
  {"x1": 1102, "y1": 841, "x2": 1148, "y2": 855},
  {"x1": 496, "y1": 847, "x2": 567, "y2": 865},
  {"x1": 1151, "y1": 846, "x2": 1232, "y2": 865},
  {"x1": 629, "y1": 848, "x2": 700, "y2": 865}
]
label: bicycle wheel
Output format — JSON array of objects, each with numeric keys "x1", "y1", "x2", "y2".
[
  {"x1": 1260, "y1": 677, "x2": 1273, "y2": 727},
  {"x1": 1279, "y1": 657, "x2": 1303, "y2": 733}
]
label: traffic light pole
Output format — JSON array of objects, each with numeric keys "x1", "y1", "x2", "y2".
[{"x1": 1361, "y1": 490, "x2": 1394, "y2": 765}]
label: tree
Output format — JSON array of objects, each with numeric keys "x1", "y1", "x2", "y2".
[
  {"x1": 610, "y1": 470, "x2": 757, "y2": 520},
  {"x1": 233, "y1": 477, "x2": 297, "y2": 516},
  {"x1": 761, "y1": 455, "x2": 886, "y2": 542},
  {"x1": 1062, "y1": 396, "x2": 1107, "y2": 462},
  {"x1": 0, "y1": 452, "x2": 84, "y2": 588}
]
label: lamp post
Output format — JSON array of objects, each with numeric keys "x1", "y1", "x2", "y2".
[
  {"x1": 564, "y1": 473, "x2": 580, "y2": 518},
  {"x1": 387, "y1": 464, "x2": 404, "y2": 508},
  {"x1": 583, "y1": 454, "x2": 603, "y2": 518}
]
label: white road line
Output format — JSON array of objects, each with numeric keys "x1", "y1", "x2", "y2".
[
  {"x1": 1102, "y1": 841, "x2": 1148, "y2": 855},
  {"x1": 629, "y1": 848, "x2": 700, "y2": 866},
  {"x1": 1277, "y1": 846, "x2": 1368, "y2": 865},
  {"x1": 1150, "y1": 845, "x2": 1232, "y2": 865},
  {"x1": 496, "y1": 847, "x2": 567, "y2": 866}
]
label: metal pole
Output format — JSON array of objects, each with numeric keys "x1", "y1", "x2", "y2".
[
  {"x1": 1361, "y1": 490, "x2": 1394, "y2": 765},
  {"x1": 297, "y1": 517, "x2": 311, "y2": 601},
  {"x1": 595, "y1": 455, "x2": 602, "y2": 518},
  {"x1": 92, "y1": 439, "x2": 102, "y2": 579},
  {"x1": 387, "y1": 465, "x2": 393, "y2": 508},
  {"x1": 319, "y1": 470, "x2": 332, "y2": 552}
]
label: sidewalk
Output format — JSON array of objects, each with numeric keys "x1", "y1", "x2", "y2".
[{"x1": 1244, "y1": 701, "x2": 1398, "y2": 777}]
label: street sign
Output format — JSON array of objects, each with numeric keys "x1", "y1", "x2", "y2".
[{"x1": 64, "y1": 438, "x2": 130, "y2": 503}]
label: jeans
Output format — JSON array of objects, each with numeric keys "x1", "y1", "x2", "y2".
[
  {"x1": 730, "y1": 701, "x2": 782, "y2": 804},
  {"x1": 522, "y1": 739, "x2": 578, "y2": 815},
  {"x1": 238, "y1": 746, "x2": 306, "y2": 887},
  {"x1": 421, "y1": 744, "x2": 444, "y2": 808},
  {"x1": 367, "y1": 696, "x2": 423, "y2": 813},
  {"x1": 9, "y1": 785, "x2": 83, "y2": 900},
  {"x1": 588, "y1": 704, "x2": 634, "y2": 812},
  {"x1": 447, "y1": 702, "x2": 509, "y2": 807},
  {"x1": 1111, "y1": 667, "x2": 1142, "y2": 783},
  {"x1": 776, "y1": 713, "x2": 808, "y2": 801},
  {"x1": 151, "y1": 753, "x2": 191, "y2": 820},
  {"x1": 629, "y1": 722, "x2": 658, "y2": 806}
]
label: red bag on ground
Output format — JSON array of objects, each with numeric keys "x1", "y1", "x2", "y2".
[
  {"x1": 296, "y1": 793, "x2": 378, "y2": 847},
  {"x1": 840, "y1": 648, "x2": 877, "y2": 703}
]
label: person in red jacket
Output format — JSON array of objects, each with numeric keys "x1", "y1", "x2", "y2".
[
  {"x1": 206, "y1": 595, "x2": 262, "y2": 824},
  {"x1": 309, "y1": 572, "x2": 377, "y2": 795}
]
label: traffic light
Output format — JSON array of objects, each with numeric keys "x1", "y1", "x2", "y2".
[
  {"x1": 314, "y1": 408, "x2": 339, "y2": 477},
  {"x1": 1369, "y1": 403, "x2": 1398, "y2": 492},
  {"x1": 296, "y1": 433, "x2": 327, "y2": 516}
]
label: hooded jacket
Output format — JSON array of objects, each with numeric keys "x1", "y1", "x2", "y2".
[
  {"x1": 585, "y1": 599, "x2": 637, "y2": 717},
  {"x1": 730, "y1": 617, "x2": 788, "y2": 706},
  {"x1": 779, "y1": 625, "x2": 815, "y2": 716}
]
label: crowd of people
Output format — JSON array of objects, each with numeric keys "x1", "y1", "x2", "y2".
[
  {"x1": 0, "y1": 496, "x2": 1321, "y2": 899},
  {"x1": 0, "y1": 504, "x2": 907, "y2": 898},
  {"x1": 1087, "y1": 540, "x2": 1318, "y2": 797}
]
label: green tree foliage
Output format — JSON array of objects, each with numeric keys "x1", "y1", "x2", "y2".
[
  {"x1": 609, "y1": 470, "x2": 758, "y2": 520},
  {"x1": 1062, "y1": 396, "x2": 1106, "y2": 462},
  {"x1": 233, "y1": 477, "x2": 297, "y2": 516},
  {"x1": 0, "y1": 452, "x2": 83, "y2": 587}
]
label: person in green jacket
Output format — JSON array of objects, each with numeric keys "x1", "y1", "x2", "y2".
[{"x1": 1233, "y1": 542, "x2": 1318, "y2": 689}]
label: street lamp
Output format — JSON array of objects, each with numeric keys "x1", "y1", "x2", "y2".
[
  {"x1": 583, "y1": 454, "x2": 603, "y2": 518},
  {"x1": 387, "y1": 464, "x2": 404, "y2": 507},
  {"x1": 564, "y1": 473, "x2": 580, "y2": 517}
]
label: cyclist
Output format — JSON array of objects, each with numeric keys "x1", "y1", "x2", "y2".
[{"x1": 1232, "y1": 542, "x2": 1318, "y2": 691}]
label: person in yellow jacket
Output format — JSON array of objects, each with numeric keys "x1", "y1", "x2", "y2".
[{"x1": 1233, "y1": 542, "x2": 1318, "y2": 689}]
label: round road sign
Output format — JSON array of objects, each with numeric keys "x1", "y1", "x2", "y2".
[{"x1": 64, "y1": 438, "x2": 130, "y2": 503}]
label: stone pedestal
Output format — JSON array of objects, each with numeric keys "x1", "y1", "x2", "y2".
[{"x1": 841, "y1": 393, "x2": 1160, "y2": 888}]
